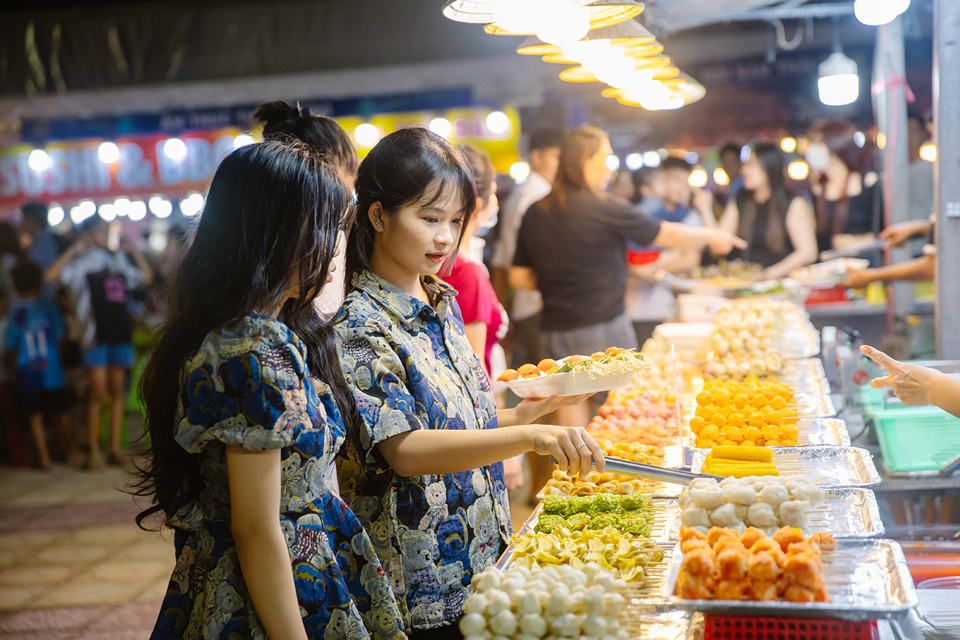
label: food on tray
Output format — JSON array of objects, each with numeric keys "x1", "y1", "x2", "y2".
[
  {"x1": 678, "y1": 476, "x2": 826, "y2": 536},
  {"x1": 543, "y1": 441, "x2": 664, "y2": 497},
  {"x1": 703, "y1": 354, "x2": 784, "y2": 381},
  {"x1": 675, "y1": 526, "x2": 832, "y2": 602},
  {"x1": 702, "y1": 448, "x2": 780, "y2": 477},
  {"x1": 536, "y1": 494, "x2": 654, "y2": 536},
  {"x1": 510, "y1": 527, "x2": 665, "y2": 582},
  {"x1": 698, "y1": 260, "x2": 765, "y2": 281},
  {"x1": 599, "y1": 440, "x2": 664, "y2": 464},
  {"x1": 497, "y1": 347, "x2": 647, "y2": 382},
  {"x1": 460, "y1": 564, "x2": 631, "y2": 640},
  {"x1": 691, "y1": 377, "x2": 800, "y2": 449},
  {"x1": 589, "y1": 389, "x2": 679, "y2": 448},
  {"x1": 543, "y1": 469, "x2": 656, "y2": 497}
]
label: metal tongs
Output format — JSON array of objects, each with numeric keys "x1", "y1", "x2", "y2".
[{"x1": 554, "y1": 455, "x2": 722, "y2": 485}]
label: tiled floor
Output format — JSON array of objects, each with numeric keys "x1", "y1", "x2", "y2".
[
  {"x1": 0, "y1": 464, "x2": 173, "y2": 639},
  {"x1": 0, "y1": 463, "x2": 537, "y2": 639}
]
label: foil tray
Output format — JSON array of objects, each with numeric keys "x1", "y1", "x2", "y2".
[
  {"x1": 620, "y1": 609, "x2": 693, "y2": 640},
  {"x1": 779, "y1": 330, "x2": 821, "y2": 359},
  {"x1": 670, "y1": 486, "x2": 883, "y2": 540},
  {"x1": 515, "y1": 497, "x2": 682, "y2": 545},
  {"x1": 781, "y1": 358, "x2": 827, "y2": 381},
  {"x1": 690, "y1": 445, "x2": 881, "y2": 488},
  {"x1": 686, "y1": 418, "x2": 850, "y2": 451},
  {"x1": 662, "y1": 538, "x2": 919, "y2": 621},
  {"x1": 784, "y1": 374, "x2": 831, "y2": 394},
  {"x1": 797, "y1": 393, "x2": 837, "y2": 417}
]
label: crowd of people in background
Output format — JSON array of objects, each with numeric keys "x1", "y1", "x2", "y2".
[{"x1": 0, "y1": 204, "x2": 177, "y2": 471}]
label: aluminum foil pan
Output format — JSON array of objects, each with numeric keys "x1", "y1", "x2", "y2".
[
  {"x1": 669, "y1": 487, "x2": 883, "y2": 540},
  {"x1": 687, "y1": 418, "x2": 850, "y2": 451},
  {"x1": 690, "y1": 445, "x2": 881, "y2": 488},
  {"x1": 663, "y1": 538, "x2": 919, "y2": 620},
  {"x1": 797, "y1": 393, "x2": 837, "y2": 417},
  {"x1": 619, "y1": 609, "x2": 693, "y2": 640},
  {"x1": 781, "y1": 358, "x2": 827, "y2": 381},
  {"x1": 784, "y1": 374, "x2": 831, "y2": 394},
  {"x1": 517, "y1": 497, "x2": 682, "y2": 544}
]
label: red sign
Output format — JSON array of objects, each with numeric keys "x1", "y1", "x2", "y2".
[
  {"x1": 852, "y1": 369, "x2": 870, "y2": 386},
  {"x1": 0, "y1": 128, "x2": 245, "y2": 213}
]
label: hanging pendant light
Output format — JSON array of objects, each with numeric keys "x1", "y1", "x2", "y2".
[
  {"x1": 516, "y1": 16, "x2": 656, "y2": 57},
  {"x1": 481, "y1": 0, "x2": 644, "y2": 38},
  {"x1": 559, "y1": 54, "x2": 679, "y2": 84},
  {"x1": 603, "y1": 73, "x2": 705, "y2": 109},
  {"x1": 442, "y1": 0, "x2": 595, "y2": 23}
]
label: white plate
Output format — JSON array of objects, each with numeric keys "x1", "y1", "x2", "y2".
[{"x1": 506, "y1": 370, "x2": 635, "y2": 398}]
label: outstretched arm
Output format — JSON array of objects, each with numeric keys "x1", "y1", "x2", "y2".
[
  {"x1": 861, "y1": 345, "x2": 960, "y2": 418},
  {"x1": 376, "y1": 424, "x2": 605, "y2": 480}
]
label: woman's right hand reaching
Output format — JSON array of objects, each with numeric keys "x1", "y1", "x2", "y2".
[
  {"x1": 707, "y1": 229, "x2": 748, "y2": 255},
  {"x1": 527, "y1": 425, "x2": 605, "y2": 479}
]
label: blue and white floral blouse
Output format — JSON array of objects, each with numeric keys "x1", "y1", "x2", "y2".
[
  {"x1": 334, "y1": 271, "x2": 512, "y2": 633},
  {"x1": 150, "y1": 316, "x2": 406, "y2": 640}
]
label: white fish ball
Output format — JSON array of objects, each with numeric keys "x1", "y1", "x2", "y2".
[
  {"x1": 519, "y1": 613, "x2": 547, "y2": 637},
  {"x1": 463, "y1": 593, "x2": 488, "y2": 616},
  {"x1": 490, "y1": 610, "x2": 518, "y2": 636},
  {"x1": 459, "y1": 613, "x2": 487, "y2": 636}
]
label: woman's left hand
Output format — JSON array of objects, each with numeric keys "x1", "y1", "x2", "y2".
[{"x1": 516, "y1": 394, "x2": 591, "y2": 425}]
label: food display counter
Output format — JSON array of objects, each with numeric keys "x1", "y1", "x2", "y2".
[{"x1": 478, "y1": 289, "x2": 959, "y2": 640}]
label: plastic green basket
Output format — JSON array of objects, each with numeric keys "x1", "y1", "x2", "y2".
[{"x1": 871, "y1": 405, "x2": 960, "y2": 472}]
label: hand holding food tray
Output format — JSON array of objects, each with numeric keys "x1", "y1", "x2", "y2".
[{"x1": 499, "y1": 347, "x2": 649, "y2": 398}]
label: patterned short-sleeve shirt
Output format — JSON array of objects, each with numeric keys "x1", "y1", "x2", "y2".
[{"x1": 334, "y1": 271, "x2": 513, "y2": 633}]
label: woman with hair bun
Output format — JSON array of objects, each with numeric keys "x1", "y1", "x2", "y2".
[{"x1": 253, "y1": 100, "x2": 359, "y2": 316}]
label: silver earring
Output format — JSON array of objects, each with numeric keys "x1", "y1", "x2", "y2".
[{"x1": 376, "y1": 223, "x2": 383, "y2": 230}]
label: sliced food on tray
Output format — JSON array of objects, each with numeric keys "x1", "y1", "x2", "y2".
[{"x1": 498, "y1": 347, "x2": 649, "y2": 397}]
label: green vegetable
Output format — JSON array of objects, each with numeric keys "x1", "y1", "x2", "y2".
[
  {"x1": 542, "y1": 495, "x2": 567, "y2": 514},
  {"x1": 620, "y1": 493, "x2": 648, "y2": 512},
  {"x1": 565, "y1": 513, "x2": 591, "y2": 531},
  {"x1": 535, "y1": 514, "x2": 565, "y2": 534}
]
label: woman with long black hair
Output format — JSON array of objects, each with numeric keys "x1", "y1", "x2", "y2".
[
  {"x1": 138, "y1": 141, "x2": 404, "y2": 640},
  {"x1": 336, "y1": 127, "x2": 605, "y2": 639},
  {"x1": 718, "y1": 142, "x2": 818, "y2": 279}
]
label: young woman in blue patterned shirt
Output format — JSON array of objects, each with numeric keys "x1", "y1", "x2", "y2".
[
  {"x1": 335, "y1": 128, "x2": 606, "y2": 639},
  {"x1": 136, "y1": 141, "x2": 405, "y2": 640}
]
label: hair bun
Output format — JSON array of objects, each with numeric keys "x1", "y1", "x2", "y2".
[{"x1": 252, "y1": 100, "x2": 301, "y2": 133}]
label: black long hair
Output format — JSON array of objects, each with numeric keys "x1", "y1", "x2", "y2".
[
  {"x1": 133, "y1": 141, "x2": 360, "y2": 529},
  {"x1": 345, "y1": 127, "x2": 477, "y2": 294},
  {"x1": 253, "y1": 100, "x2": 359, "y2": 179},
  {"x1": 738, "y1": 141, "x2": 789, "y2": 255}
]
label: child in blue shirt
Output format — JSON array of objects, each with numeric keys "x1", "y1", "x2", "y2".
[{"x1": 4, "y1": 261, "x2": 73, "y2": 469}]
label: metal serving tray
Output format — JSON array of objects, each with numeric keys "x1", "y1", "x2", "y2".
[
  {"x1": 781, "y1": 358, "x2": 827, "y2": 381},
  {"x1": 690, "y1": 445, "x2": 881, "y2": 488},
  {"x1": 662, "y1": 538, "x2": 919, "y2": 621},
  {"x1": 520, "y1": 497, "x2": 682, "y2": 545},
  {"x1": 687, "y1": 418, "x2": 850, "y2": 451},
  {"x1": 670, "y1": 487, "x2": 883, "y2": 540},
  {"x1": 797, "y1": 393, "x2": 837, "y2": 417},
  {"x1": 619, "y1": 609, "x2": 693, "y2": 640},
  {"x1": 784, "y1": 374, "x2": 831, "y2": 394}
]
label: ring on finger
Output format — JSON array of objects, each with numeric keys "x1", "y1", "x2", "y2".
[{"x1": 574, "y1": 442, "x2": 587, "y2": 450}]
